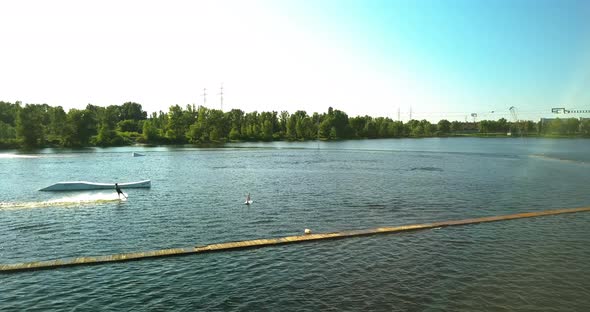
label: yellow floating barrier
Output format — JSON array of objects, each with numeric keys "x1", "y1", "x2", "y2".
[{"x1": 2, "y1": 206, "x2": 589, "y2": 273}]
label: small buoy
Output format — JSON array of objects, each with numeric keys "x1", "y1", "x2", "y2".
[{"x1": 304, "y1": 228, "x2": 311, "y2": 235}]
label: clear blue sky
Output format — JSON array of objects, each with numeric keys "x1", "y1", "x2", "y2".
[
  {"x1": 1, "y1": 0, "x2": 589, "y2": 121},
  {"x1": 273, "y1": 0, "x2": 590, "y2": 120}
]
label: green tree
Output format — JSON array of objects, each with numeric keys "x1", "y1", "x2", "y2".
[
  {"x1": 117, "y1": 119, "x2": 139, "y2": 132},
  {"x1": 166, "y1": 105, "x2": 188, "y2": 143},
  {"x1": 207, "y1": 109, "x2": 226, "y2": 142},
  {"x1": 227, "y1": 109, "x2": 244, "y2": 140},
  {"x1": 46, "y1": 106, "x2": 67, "y2": 144},
  {"x1": 478, "y1": 120, "x2": 489, "y2": 134},
  {"x1": 286, "y1": 114, "x2": 297, "y2": 139},
  {"x1": 437, "y1": 119, "x2": 451, "y2": 134},
  {"x1": 331, "y1": 109, "x2": 352, "y2": 139},
  {"x1": 300, "y1": 116, "x2": 315, "y2": 139},
  {"x1": 279, "y1": 111, "x2": 289, "y2": 136},
  {"x1": 565, "y1": 118, "x2": 580, "y2": 134},
  {"x1": 497, "y1": 118, "x2": 509, "y2": 133},
  {"x1": 295, "y1": 117, "x2": 305, "y2": 139},
  {"x1": 365, "y1": 120, "x2": 377, "y2": 138},
  {"x1": 229, "y1": 127, "x2": 241, "y2": 141},
  {"x1": 0, "y1": 121, "x2": 16, "y2": 143},
  {"x1": 150, "y1": 111, "x2": 167, "y2": 131},
  {"x1": 329, "y1": 126, "x2": 337, "y2": 139},
  {"x1": 580, "y1": 119, "x2": 590, "y2": 136},
  {"x1": 187, "y1": 106, "x2": 208, "y2": 143},
  {"x1": 95, "y1": 124, "x2": 115, "y2": 146},
  {"x1": 525, "y1": 120, "x2": 536, "y2": 133},
  {"x1": 64, "y1": 108, "x2": 97, "y2": 146},
  {"x1": 142, "y1": 120, "x2": 160, "y2": 142},
  {"x1": 407, "y1": 120, "x2": 421, "y2": 136},
  {"x1": 319, "y1": 117, "x2": 332, "y2": 139},
  {"x1": 93, "y1": 105, "x2": 120, "y2": 146},
  {"x1": 261, "y1": 120, "x2": 273, "y2": 141},
  {"x1": 0, "y1": 101, "x2": 18, "y2": 125},
  {"x1": 451, "y1": 121, "x2": 463, "y2": 132},
  {"x1": 388, "y1": 121, "x2": 404, "y2": 137},
  {"x1": 120, "y1": 102, "x2": 147, "y2": 120},
  {"x1": 16, "y1": 104, "x2": 45, "y2": 147},
  {"x1": 375, "y1": 117, "x2": 390, "y2": 138},
  {"x1": 548, "y1": 118, "x2": 563, "y2": 134},
  {"x1": 349, "y1": 116, "x2": 367, "y2": 138}
]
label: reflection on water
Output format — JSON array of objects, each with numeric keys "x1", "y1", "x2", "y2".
[{"x1": 529, "y1": 153, "x2": 590, "y2": 165}]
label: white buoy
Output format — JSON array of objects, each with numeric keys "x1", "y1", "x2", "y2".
[{"x1": 304, "y1": 228, "x2": 311, "y2": 235}]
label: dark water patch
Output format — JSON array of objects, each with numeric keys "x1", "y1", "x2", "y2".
[
  {"x1": 363, "y1": 203, "x2": 387, "y2": 209},
  {"x1": 9, "y1": 222, "x2": 60, "y2": 233},
  {"x1": 350, "y1": 202, "x2": 405, "y2": 212},
  {"x1": 410, "y1": 166, "x2": 444, "y2": 172}
]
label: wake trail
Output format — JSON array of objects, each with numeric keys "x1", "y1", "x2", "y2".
[{"x1": 0, "y1": 192, "x2": 127, "y2": 210}]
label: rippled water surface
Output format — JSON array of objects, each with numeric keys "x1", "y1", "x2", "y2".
[{"x1": 1, "y1": 138, "x2": 589, "y2": 311}]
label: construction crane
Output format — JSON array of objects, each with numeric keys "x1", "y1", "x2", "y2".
[
  {"x1": 509, "y1": 106, "x2": 518, "y2": 122},
  {"x1": 551, "y1": 107, "x2": 590, "y2": 114},
  {"x1": 508, "y1": 106, "x2": 520, "y2": 136}
]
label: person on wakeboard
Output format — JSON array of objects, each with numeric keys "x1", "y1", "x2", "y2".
[{"x1": 115, "y1": 183, "x2": 126, "y2": 199}]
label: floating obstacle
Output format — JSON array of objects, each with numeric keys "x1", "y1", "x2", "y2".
[
  {"x1": 39, "y1": 180, "x2": 150, "y2": 192},
  {"x1": 1, "y1": 206, "x2": 589, "y2": 273}
]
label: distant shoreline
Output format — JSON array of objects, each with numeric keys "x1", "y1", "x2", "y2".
[
  {"x1": 1, "y1": 102, "x2": 588, "y2": 149},
  {"x1": 2, "y1": 134, "x2": 589, "y2": 151}
]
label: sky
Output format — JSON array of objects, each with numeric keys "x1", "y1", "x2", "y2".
[{"x1": 1, "y1": 0, "x2": 590, "y2": 121}]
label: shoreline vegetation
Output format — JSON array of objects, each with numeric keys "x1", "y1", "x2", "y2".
[{"x1": 1, "y1": 101, "x2": 589, "y2": 149}]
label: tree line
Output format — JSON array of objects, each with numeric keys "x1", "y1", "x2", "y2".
[{"x1": 0, "y1": 101, "x2": 588, "y2": 148}]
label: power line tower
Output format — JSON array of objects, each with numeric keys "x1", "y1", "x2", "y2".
[
  {"x1": 201, "y1": 88, "x2": 207, "y2": 106},
  {"x1": 218, "y1": 83, "x2": 224, "y2": 111},
  {"x1": 397, "y1": 107, "x2": 400, "y2": 121}
]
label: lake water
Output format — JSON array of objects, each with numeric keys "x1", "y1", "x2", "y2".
[{"x1": 1, "y1": 138, "x2": 589, "y2": 311}]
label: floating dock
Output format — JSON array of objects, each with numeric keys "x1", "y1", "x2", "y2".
[{"x1": 2, "y1": 206, "x2": 589, "y2": 273}]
